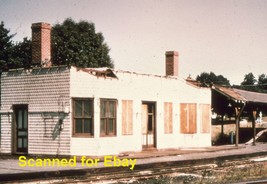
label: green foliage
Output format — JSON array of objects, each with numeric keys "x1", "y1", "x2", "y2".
[
  {"x1": 0, "y1": 21, "x2": 31, "y2": 71},
  {"x1": 0, "y1": 18, "x2": 113, "y2": 71},
  {"x1": 241, "y1": 72, "x2": 256, "y2": 86},
  {"x1": 9, "y1": 37, "x2": 32, "y2": 69},
  {"x1": 0, "y1": 21, "x2": 15, "y2": 71},
  {"x1": 196, "y1": 71, "x2": 267, "y2": 93},
  {"x1": 51, "y1": 18, "x2": 113, "y2": 68},
  {"x1": 234, "y1": 72, "x2": 267, "y2": 93},
  {"x1": 258, "y1": 74, "x2": 267, "y2": 87},
  {"x1": 196, "y1": 72, "x2": 230, "y2": 86}
]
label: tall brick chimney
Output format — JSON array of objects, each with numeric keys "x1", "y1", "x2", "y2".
[
  {"x1": 165, "y1": 51, "x2": 179, "y2": 76},
  {"x1": 31, "y1": 22, "x2": 52, "y2": 67}
]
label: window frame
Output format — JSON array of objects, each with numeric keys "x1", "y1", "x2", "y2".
[
  {"x1": 100, "y1": 98, "x2": 117, "y2": 137},
  {"x1": 72, "y1": 98, "x2": 94, "y2": 137}
]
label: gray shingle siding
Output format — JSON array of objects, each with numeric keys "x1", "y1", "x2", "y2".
[{"x1": 0, "y1": 66, "x2": 71, "y2": 155}]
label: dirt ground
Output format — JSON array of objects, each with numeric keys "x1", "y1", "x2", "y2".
[
  {"x1": 211, "y1": 124, "x2": 235, "y2": 145},
  {"x1": 212, "y1": 121, "x2": 267, "y2": 145}
]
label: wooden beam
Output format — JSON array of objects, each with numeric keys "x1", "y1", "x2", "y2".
[
  {"x1": 235, "y1": 103, "x2": 246, "y2": 147},
  {"x1": 252, "y1": 110, "x2": 257, "y2": 146}
]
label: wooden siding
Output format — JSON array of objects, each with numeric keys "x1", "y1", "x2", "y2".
[
  {"x1": 0, "y1": 67, "x2": 71, "y2": 155},
  {"x1": 122, "y1": 100, "x2": 133, "y2": 135},
  {"x1": 180, "y1": 103, "x2": 197, "y2": 134},
  {"x1": 164, "y1": 102, "x2": 173, "y2": 134},
  {"x1": 141, "y1": 104, "x2": 148, "y2": 135}
]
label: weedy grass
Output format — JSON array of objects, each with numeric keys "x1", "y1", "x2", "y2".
[{"x1": 117, "y1": 162, "x2": 267, "y2": 184}]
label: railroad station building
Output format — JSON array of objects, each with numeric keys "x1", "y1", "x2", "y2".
[{"x1": 0, "y1": 22, "x2": 211, "y2": 156}]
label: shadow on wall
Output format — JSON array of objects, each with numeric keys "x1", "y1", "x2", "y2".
[{"x1": 52, "y1": 118, "x2": 64, "y2": 140}]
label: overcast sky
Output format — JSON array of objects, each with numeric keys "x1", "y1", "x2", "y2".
[{"x1": 1, "y1": 0, "x2": 267, "y2": 85}]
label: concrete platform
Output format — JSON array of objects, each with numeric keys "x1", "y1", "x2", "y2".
[{"x1": 1, "y1": 143, "x2": 267, "y2": 182}]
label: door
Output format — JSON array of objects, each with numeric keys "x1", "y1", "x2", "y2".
[
  {"x1": 13, "y1": 105, "x2": 28, "y2": 154},
  {"x1": 142, "y1": 102, "x2": 156, "y2": 148}
]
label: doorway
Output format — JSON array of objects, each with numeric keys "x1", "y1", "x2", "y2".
[
  {"x1": 142, "y1": 102, "x2": 156, "y2": 148},
  {"x1": 13, "y1": 105, "x2": 28, "y2": 154}
]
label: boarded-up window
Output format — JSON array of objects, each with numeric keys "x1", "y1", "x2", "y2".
[
  {"x1": 164, "y1": 102, "x2": 173, "y2": 134},
  {"x1": 122, "y1": 100, "x2": 133, "y2": 135},
  {"x1": 200, "y1": 104, "x2": 210, "y2": 133},
  {"x1": 180, "y1": 103, "x2": 197, "y2": 134}
]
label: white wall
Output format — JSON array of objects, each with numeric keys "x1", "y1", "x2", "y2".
[{"x1": 70, "y1": 67, "x2": 211, "y2": 156}]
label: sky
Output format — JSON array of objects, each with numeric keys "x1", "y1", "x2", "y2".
[{"x1": 1, "y1": 0, "x2": 267, "y2": 85}]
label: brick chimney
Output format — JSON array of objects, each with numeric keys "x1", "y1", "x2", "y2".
[
  {"x1": 165, "y1": 51, "x2": 179, "y2": 76},
  {"x1": 31, "y1": 22, "x2": 52, "y2": 67}
]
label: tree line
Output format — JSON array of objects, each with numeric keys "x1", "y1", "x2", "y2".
[{"x1": 196, "y1": 72, "x2": 267, "y2": 93}]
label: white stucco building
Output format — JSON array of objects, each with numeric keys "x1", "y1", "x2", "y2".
[{"x1": 0, "y1": 23, "x2": 211, "y2": 156}]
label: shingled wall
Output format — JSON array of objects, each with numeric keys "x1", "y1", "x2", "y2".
[{"x1": 0, "y1": 66, "x2": 70, "y2": 155}]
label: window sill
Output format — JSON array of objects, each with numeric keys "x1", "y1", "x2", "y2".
[
  {"x1": 100, "y1": 135, "x2": 117, "y2": 137},
  {"x1": 72, "y1": 134, "x2": 94, "y2": 138}
]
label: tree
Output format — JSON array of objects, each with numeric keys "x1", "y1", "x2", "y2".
[
  {"x1": 257, "y1": 74, "x2": 267, "y2": 91},
  {"x1": 234, "y1": 73, "x2": 267, "y2": 93},
  {"x1": 196, "y1": 72, "x2": 230, "y2": 86},
  {"x1": 0, "y1": 22, "x2": 31, "y2": 71},
  {"x1": 0, "y1": 21, "x2": 15, "y2": 71},
  {"x1": 51, "y1": 18, "x2": 113, "y2": 68},
  {"x1": 241, "y1": 72, "x2": 256, "y2": 86},
  {"x1": 9, "y1": 37, "x2": 32, "y2": 69},
  {"x1": 0, "y1": 18, "x2": 113, "y2": 71},
  {"x1": 258, "y1": 74, "x2": 267, "y2": 85}
]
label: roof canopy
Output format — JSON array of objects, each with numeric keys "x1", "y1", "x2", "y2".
[
  {"x1": 212, "y1": 85, "x2": 267, "y2": 105},
  {"x1": 233, "y1": 88, "x2": 267, "y2": 104}
]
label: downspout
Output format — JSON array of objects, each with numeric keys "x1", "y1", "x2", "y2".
[{"x1": 235, "y1": 102, "x2": 246, "y2": 147}]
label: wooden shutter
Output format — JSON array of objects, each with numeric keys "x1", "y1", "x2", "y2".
[
  {"x1": 188, "y1": 104, "x2": 197, "y2": 133},
  {"x1": 122, "y1": 100, "x2": 133, "y2": 135},
  {"x1": 164, "y1": 102, "x2": 173, "y2": 134},
  {"x1": 180, "y1": 103, "x2": 188, "y2": 133},
  {"x1": 142, "y1": 104, "x2": 148, "y2": 134},
  {"x1": 180, "y1": 103, "x2": 197, "y2": 134}
]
